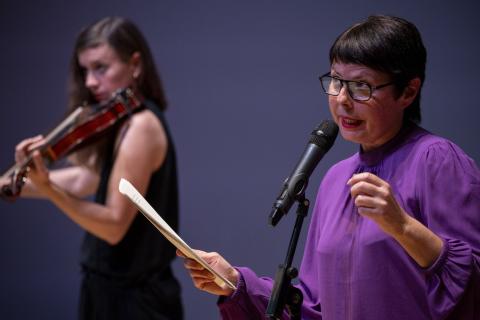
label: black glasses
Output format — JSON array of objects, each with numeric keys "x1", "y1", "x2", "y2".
[{"x1": 319, "y1": 72, "x2": 395, "y2": 102}]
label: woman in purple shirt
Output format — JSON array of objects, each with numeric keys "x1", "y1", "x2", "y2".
[{"x1": 179, "y1": 15, "x2": 480, "y2": 319}]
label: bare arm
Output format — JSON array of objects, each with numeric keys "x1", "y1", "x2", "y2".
[
  {"x1": 5, "y1": 135, "x2": 99, "y2": 199},
  {"x1": 26, "y1": 109, "x2": 167, "y2": 245},
  {"x1": 21, "y1": 165, "x2": 99, "y2": 199}
]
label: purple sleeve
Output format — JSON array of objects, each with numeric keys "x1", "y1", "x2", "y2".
[
  {"x1": 417, "y1": 141, "x2": 480, "y2": 318},
  {"x1": 217, "y1": 267, "x2": 281, "y2": 319},
  {"x1": 218, "y1": 267, "x2": 322, "y2": 319}
]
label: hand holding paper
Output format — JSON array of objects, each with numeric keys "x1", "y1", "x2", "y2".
[{"x1": 118, "y1": 178, "x2": 237, "y2": 291}]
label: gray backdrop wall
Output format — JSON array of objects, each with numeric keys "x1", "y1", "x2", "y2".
[{"x1": 1, "y1": 1, "x2": 479, "y2": 319}]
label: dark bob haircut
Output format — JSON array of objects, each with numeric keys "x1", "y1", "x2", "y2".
[{"x1": 329, "y1": 15, "x2": 426, "y2": 124}]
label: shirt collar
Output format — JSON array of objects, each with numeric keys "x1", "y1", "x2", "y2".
[{"x1": 358, "y1": 122, "x2": 416, "y2": 166}]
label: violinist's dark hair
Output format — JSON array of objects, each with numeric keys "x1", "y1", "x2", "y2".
[
  {"x1": 329, "y1": 15, "x2": 426, "y2": 124},
  {"x1": 68, "y1": 16, "x2": 167, "y2": 111},
  {"x1": 67, "y1": 17, "x2": 167, "y2": 170}
]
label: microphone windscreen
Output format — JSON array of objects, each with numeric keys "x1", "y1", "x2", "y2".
[{"x1": 309, "y1": 120, "x2": 339, "y2": 151}]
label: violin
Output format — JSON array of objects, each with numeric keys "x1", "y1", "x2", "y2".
[{"x1": 1, "y1": 88, "x2": 143, "y2": 201}]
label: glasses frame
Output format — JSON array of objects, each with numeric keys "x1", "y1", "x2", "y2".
[{"x1": 318, "y1": 72, "x2": 395, "y2": 102}]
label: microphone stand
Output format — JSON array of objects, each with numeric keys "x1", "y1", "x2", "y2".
[{"x1": 266, "y1": 194, "x2": 309, "y2": 320}]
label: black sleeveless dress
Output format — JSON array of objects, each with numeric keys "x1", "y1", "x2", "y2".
[{"x1": 79, "y1": 101, "x2": 183, "y2": 320}]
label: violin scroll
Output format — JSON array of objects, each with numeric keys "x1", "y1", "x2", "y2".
[{"x1": 1, "y1": 167, "x2": 27, "y2": 202}]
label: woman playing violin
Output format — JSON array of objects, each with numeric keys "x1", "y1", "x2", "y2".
[{"x1": 1, "y1": 17, "x2": 183, "y2": 320}]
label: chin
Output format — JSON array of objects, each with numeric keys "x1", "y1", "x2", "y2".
[{"x1": 339, "y1": 130, "x2": 363, "y2": 145}]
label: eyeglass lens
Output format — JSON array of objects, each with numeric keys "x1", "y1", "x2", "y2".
[{"x1": 321, "y1": 76, "x2": 371, "y2": 101}]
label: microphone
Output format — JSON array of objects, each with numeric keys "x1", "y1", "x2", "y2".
[{"x1": 269, "y1": 120, "x2": 339, "y2": 226}]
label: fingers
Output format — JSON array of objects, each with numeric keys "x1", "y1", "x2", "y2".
[
  {"x1": 31, "y1": 150, "x2": 48, "y2": 174},
  {"x1": 176, "y1": 249, "x2": 215, "y2": 276},
  {"x1": 180, "y1": 255, "x2": 225, "y2": 295},
  {"x1": 348, "y1": 173, "x2": 390, "y2": 198},
  {"x1": 13, "y1": 135, "x2": 48, "y2": 177},
  {"x1": 353, "y1": 194, "x2": 388, "y2": 212},
  {"x1": 188, "y1": 265, "x2": 234, "y2": 296},
  {"x1": 349, "y1": 181, "x2": 377, "y2": 199},
  {"x1": 176, "y1": 249, "x2": 209, "y2": 263},
  {"x1": 176, "y1": 249, "x2": 186, "y2": 258},
  {"x1": 347, "y1": 172, "x2": 382, "y2": 186},
  {"x1": 183, "y1": 257, "x2": 204, "y2": 271},
  {"x1": 189, "y1": 265, "x2": 215, "y2": 281},
  {"x1": 22, "y1": 150, "x2": 50, "y2": 187},
  {"x1": 15, "y1": 135, "x2": 44, "y2": 163},
  {"x1": 191, "y1": 277, "x2": 219, "y2": 291},
  {"x1": 176, "y1": 248, "x2": 208, "y2": 257},
  {"x1": 348, "y1": 172, "x2": 392, "y2": 213},
  {"x1": 176, "y1": 249, "x2": 235, "y2": 295}
]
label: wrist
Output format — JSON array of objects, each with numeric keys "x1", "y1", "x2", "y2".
[
  {"x1": 33, "y1": 179, "x2": 54, "y2": 195},
  {"x1": 381, "y1": 210, "x2": 411, "y2": 239},
  {"x1": 223, "y1": 267, "x2": 240, "y2": 296},
  {"x1": 391, "y1": 215, "x2": 443, "y2": 268},
  {"x1": 229, "y1": 267, "x2": 240, "y2": 285}
]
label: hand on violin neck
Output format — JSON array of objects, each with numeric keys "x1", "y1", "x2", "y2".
[
  {"x1": 26, "y1": 150, "x2": 51, "y2": 190},
  {"x1": 15, "y1": 135, "x2": 45, "y2": 163}
]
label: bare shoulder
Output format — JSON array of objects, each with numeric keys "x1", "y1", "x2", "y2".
[
  {"x1": 117, "y1": 109, "x2": 168, "y2": 171},
  {"x1": 131, "y1": 109, "x2": 165, "y2": 133},
  {"x1": 128, "y1": 109, "x2": 167, "y2": 147}
]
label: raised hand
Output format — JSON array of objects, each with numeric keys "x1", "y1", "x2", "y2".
[{"x1": 347, "y1": 172, "x2": 409, "y2": 237}]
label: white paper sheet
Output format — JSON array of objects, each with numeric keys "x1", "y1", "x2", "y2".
[{"x1": 119, "y1": 178, "x2": 236, "y2": 290}]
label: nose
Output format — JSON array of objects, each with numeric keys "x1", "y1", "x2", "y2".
[
  {"x1": 336, "y1": 84, "x2": 353, "y2": 108},
  {"x1": 85, "y1": 70, "x2": 99, "y2": 89}
]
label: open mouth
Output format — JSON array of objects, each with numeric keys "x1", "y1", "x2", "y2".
[{"x1": 341, "y1": 117, "x2": 362, "y2": 128}]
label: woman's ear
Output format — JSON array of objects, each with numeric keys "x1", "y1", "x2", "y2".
[
  {"x1": 130, "y1": 52, "x2": 142, "y2": 79},
  {"x1": 400, "y1": 77, "x2": 421, "y2": 109}
]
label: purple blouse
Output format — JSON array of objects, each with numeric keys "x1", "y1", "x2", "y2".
[{"x1": 218, "y1": 124, "x2": 480, "y2": 319}]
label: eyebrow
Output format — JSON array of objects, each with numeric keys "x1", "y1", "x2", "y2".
[
  {"x1": 330, "y1": 71, "x2": 371, "y2": 83},
  {"x1": 330, "y1": 69, "x2": 341, "y2": 77}
]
